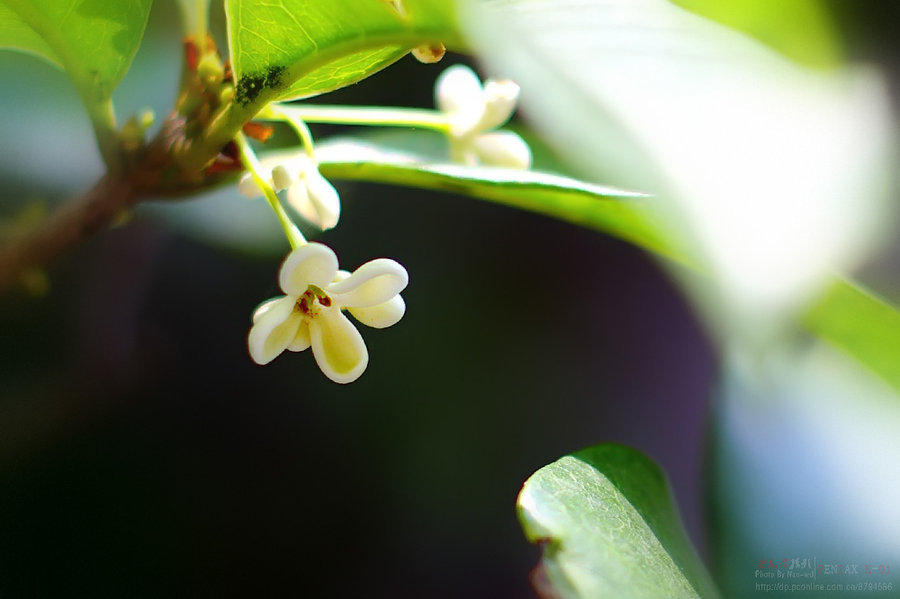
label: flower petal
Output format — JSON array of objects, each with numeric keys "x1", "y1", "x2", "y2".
[
  {"x1": 473, "y1": 131, "x2": 532, "y2": 169},
  {"x1": 478, "y1": 79, "x2": 520, "y2": 131},
  {"x1": 237, "y1": 172, "x2": 263, "y2": 198},
  {"x1": 436, "y1": 64, "x2": 484, "y2": 113},
  {"x1": 327, "y1": 258, "x2": 408, "y2": 309},
  {"x1": 279, "y1": 242, "x2": 339, "y2": 296},
  {"x1": 308, "y1": 306, "x2": 368, "y2": 384},
  {"x1": 305, "y1": 170, "x2": 341, "y2": 230},
  {"x1": 287, "y1": 320, "x2": 311, "y2": 352},
  {"x1": 252, "y1": 297, "x2": 283, "y2": 323},
  {"x1": 247, "y1": 296, "x2": 302, "y2": 365},
  {"x1": 349, "y1": 295, "x2": 406, "y2": 329},
  {"x1": 238, "y1": 153, "x2": 284, "y2": 198},
  {"x1": 286, "y1": 181, "x2": 319, "y2": 225},
  {"x1": 271, "y1": 163, "x2": 298, "y2": 192},
  {"x1": 436, "y1": 64, "x2": 486, "y2": 136}
]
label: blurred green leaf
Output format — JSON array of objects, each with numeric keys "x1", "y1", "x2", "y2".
[
  {"x1": 673, "y1": 0, "x2": 840, "y2": 68},
  {"x1": 518, "y1": 444, "x2": 719, "y2": 598},
  {"x1": 225, "y1": 0, "x2": 459, "y2": 109},
  {"x1": 804, "y1": 280, "x2": 900, "y2": 394},
  {"x1": 0, "y1": 2, "x2": 60, "y2": 66},
  {"x1": 460, "y1": 0, "x2": 894, "y2": 393},
  {"x1": 311, "y1": 134, "x2": 686, "y2": 263},
  {"x1": 314, "y1": 132, "x2": 900, "y2": 399},
  {"x1": 0, "y1": 0, "x2": 152, "y2": 104}
]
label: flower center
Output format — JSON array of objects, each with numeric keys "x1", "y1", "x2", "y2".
[{"x1": 296, "y1": 285, "x2": 332, "y2": 316}]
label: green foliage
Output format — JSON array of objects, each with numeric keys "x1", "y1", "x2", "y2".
[
  {"x1": 804, "y1": 280, "x2": 900, "y2": 393},
  {"x1": 458, "y1": 0, "x2": 900, "y2": 398},
  {"x1": 311, "y1": 126, "x2": 900, "y2": 400},
  {"x1": 673, "y1": 0, "x2": 841, "y2": 68},
  {"x1": 0, "y1": 0, "x2": 152, "y2": 165},
  {"x1": 0, "y1": 2, "x2": 60, "y2": 67},
  {"x1": 314, "y1": 134, "x2": 686, "y2": 263},
  {"x1": 0, "y1": 0, "x2": 151, "y2": 108},
  {"x1": 225, "y1": 0, "x2": 459, "y2": 108},
  {"x1": 518, "y1": 444, "x2": 719, "y2": 598}
]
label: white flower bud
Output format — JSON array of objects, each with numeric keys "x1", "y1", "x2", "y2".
[
  {"x1": 473, "y1": 131, "x2": 532, "y2": 170},
  {"x1": 271, "y1": 164, "x2": 297, "y2": 192},
  {"x1": 436, "y1": 65, "x2": 483, "y2": 114},
  {"x1": 237, "y1": 172, "x2": 262, "y2": 197},
  {"x1": 478, "y1": 79, "x2": 520, "y2": 131},
  {"x1": 240, "y1": 153, "x2": 343, "y2": 230},
  {"x1": 436, "y1": 65, "x2": 486, "y2": 137}
]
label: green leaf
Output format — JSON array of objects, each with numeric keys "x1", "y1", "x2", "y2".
[
  {"x1": 283, "y1": 46, "x2": 409, "y2": 101},
  {"x1": 518, "y1": 444, "x2": 719, "y2": 598},
  {"x1": 183, "y1": 0, "x2": 462, "y2": 172},
  {"x1": 313, "y1": 133, "x2": 900, "y2": 399},
  {"x1": 310, "y1": 133, "x2": 687, "y2": 263},
  {"x1": 672, "y1": 0, "x2": 840, "y2": 68},
  {"x1": 0, "y1": 0, "x2": 152, "y2": 165},
  {"x1": 459, "y1": 0, "x2": 895, "y2": 389},
  {"x1": 0, "y1": 2, "x2": 60, "y2": 67},
  {"x1": 0, "y1": 0, "x2": 152, "y2": 103},
  {"x1": 225, "y1": 0, "x2": 459, "y2": 109},
  {"x1": 804, "y1": 280, "x2": 900, "y2": 394}
]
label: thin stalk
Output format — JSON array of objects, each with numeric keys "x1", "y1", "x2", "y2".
[
  {"x1": 263, "y1": 105, "x2": 316, "y2": 158},
  {"x1": 268, "y1": 104, "x2": 451, "y2": 134},
  {"x1": 193, "y1": 0, "x2": 209, "y2": 41},
  {"x1": 234, "y1": 133, "x2": 306, "y2": 250}
]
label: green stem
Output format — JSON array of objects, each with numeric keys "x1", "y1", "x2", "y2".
[
  {"x1": 267, "y1": 104, "x2": 452, "y2": 134},
  {"x1": 234, "y1": 133, "x2": 306, "y2": 250},
  {"x1": 176, "y1": 26, "x2": 467, "y2": 173},
  {"x1": 194, "y1": 0, "x2": 209, "y2": 41},
  {"x1": 175, "y1": 0, "x2": 210, "y2": 40},
  {"x1": 2, "y1": 0, "x2": 122, "y2": 171},
  {"x1": 84, "y1": 97, "x2": 122, "y2": 173},
  {"x1": 263, "y1": 105, "x2": 316, "y2": 158}
]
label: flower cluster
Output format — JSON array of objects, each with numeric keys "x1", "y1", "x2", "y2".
[
  {"x1": 238, "y1": 153, "x2": 341, "y2": 230},
  {"x1": 248, "y1": 243, "x2": 408, "y2": 384},
  {"x1": 239, "y1": 63, "x2": 528, "y2": 383},
  {"x1": 435, "y1": 65, "x2": 531, "y2": 169}
]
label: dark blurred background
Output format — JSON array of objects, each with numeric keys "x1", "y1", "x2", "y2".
[{"x1": 0, "y1": 2, "x2": 898, "y2": 597}]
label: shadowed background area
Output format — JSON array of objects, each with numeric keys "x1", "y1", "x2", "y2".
[
  {"x1": 1, "y1": 2, "x2": 898, "y2": 597},
  {"x1": 0, "y1": 181, "x2": 715, "y2": 598}
]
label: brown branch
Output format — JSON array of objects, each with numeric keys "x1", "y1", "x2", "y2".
[
  {"x1": 0, "y1": 175, "x2": 138, "y2": 293},
  {"x1": 0, "y1": 37, "x2": 253, "y2": 294},
  {"x1": 0, "y1": 97, "x2": 245, "y2": 294}
]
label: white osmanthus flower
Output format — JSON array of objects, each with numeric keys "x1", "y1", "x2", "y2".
[
  {"x1": 248, "y1": 242, "x2": 408, "y2": 384},
  {"x1": 435, "y1": 65, "x2": 532, "y2": 170},
  {"x1": 238, "y1": 153, "x2": 341, "y2": 230}
]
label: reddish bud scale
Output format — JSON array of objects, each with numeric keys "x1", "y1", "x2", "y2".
[
  {"x1": 204, "y1": 141, "x2": 242, "y2": 174},
  {"x1": 242, "y1": 122, "x2": 275, "y2": 143},
  {"x1": 184, "y1": 38, "x2": 199, "y2": 71}
]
